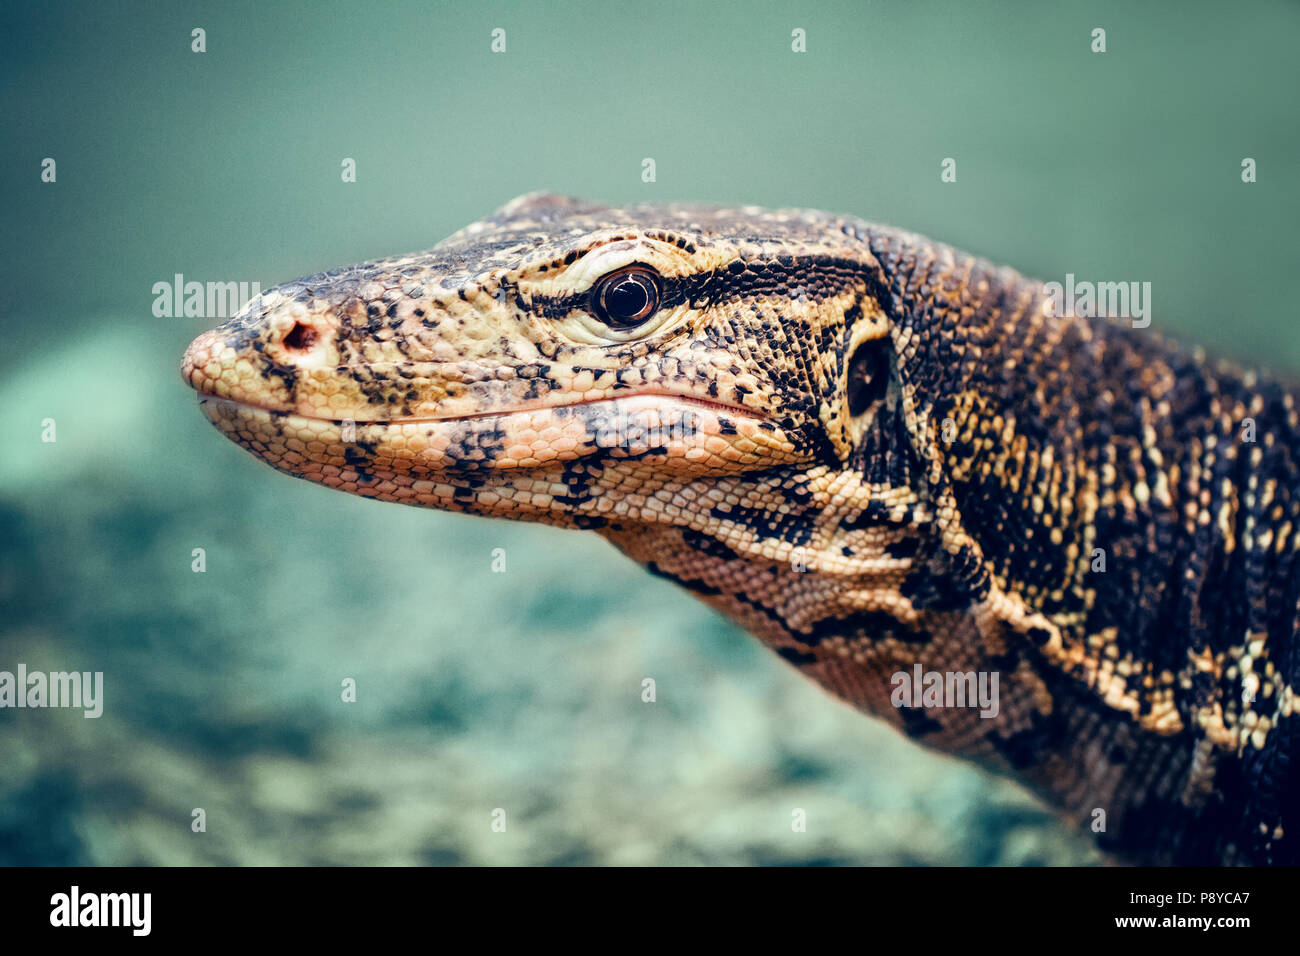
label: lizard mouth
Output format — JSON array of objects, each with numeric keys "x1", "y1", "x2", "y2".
[
  {"x1": 196, "y1": 390, "x2": 797, "y2": 479},
  {"x1": 195, "y1": 390, "x2": 765, "y2": 426}
]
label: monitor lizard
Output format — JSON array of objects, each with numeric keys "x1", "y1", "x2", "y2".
[{"x1": 181, "y1": 193, "x2": 1298, "y2": 865}]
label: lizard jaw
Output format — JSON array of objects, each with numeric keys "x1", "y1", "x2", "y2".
[{"x1": 196, "y1": 390, "x2": 802, "y2": 481}]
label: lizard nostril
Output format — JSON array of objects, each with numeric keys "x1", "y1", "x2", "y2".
[{"x1": 283, "y1": 321, "x2": 318, "y2": 351}]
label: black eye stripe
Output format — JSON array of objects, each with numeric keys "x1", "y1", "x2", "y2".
[{"x1": 523, "y1": 254, "x2": 887, "y2": 322}]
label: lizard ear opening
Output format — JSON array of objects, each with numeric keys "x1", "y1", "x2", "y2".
[
  {"x1": 846, "y1": 338, "x2": 890, "y2": 418},
  {"x1": 830, "y1": 335, "x2": 895, "y2": 459}
]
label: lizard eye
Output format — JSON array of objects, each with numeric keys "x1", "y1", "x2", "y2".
[{"x1": 590, "y1": 266, "x2": 661, "y2": 328}]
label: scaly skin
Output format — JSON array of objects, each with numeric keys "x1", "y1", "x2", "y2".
[{"x1": 182, "y1": 194, "x2": 1299, "y2": 865}]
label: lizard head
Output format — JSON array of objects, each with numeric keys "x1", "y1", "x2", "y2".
[
  {"x1": 183, "y1": 194, "x2": 1300, "y2": 863},
  {"x1": 182, "y1": 193, "x2": 930, "y2": 559}
]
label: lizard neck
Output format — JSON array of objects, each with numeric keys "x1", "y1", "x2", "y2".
[
  {"x1": 605, "y1": 226, "x2": 1300, "y2": 863},
  {"x1": 872, "y1": 228, "x2": 1300, "y2": 863}
]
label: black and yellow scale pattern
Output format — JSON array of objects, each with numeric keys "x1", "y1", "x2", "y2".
[{"x1": 183, "y1": 194, "x2": 1298, "y2": 865}]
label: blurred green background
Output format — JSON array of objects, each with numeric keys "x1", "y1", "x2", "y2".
[{"x1": 1, "y1": 0, "x2": 1296, "y2": 865}]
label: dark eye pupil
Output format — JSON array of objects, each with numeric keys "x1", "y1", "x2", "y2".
[
  {"x1": 606, "y1": 278, "x2": 648, "y2": 317},
  {"x1": 593, "y1": 268, "x2": 660, "y2": 328}
]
